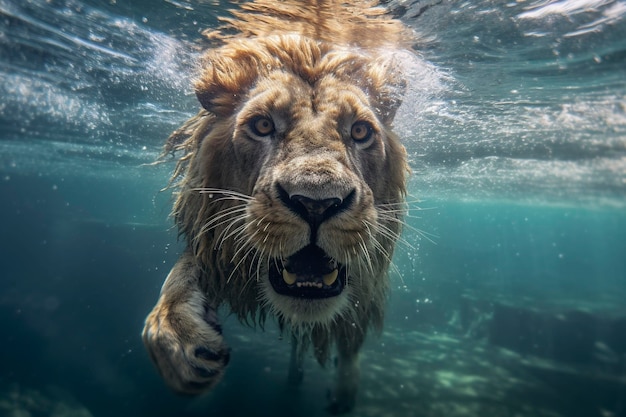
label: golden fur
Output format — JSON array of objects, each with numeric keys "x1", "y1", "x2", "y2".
[{"x1": 143, "y1": 0, "x2": 414, "y2": 413}]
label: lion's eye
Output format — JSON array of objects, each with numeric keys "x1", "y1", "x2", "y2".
[
  {"x1": 249, "y1": 116, "x2": 275, "y2": 137},
  {"x1": 350, "y1": 121, "x2": 373, "y2": 143}
]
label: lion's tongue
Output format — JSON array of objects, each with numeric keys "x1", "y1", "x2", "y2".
[{"x1": 281, "y1": 245, "x2": 338, "y2": 287}]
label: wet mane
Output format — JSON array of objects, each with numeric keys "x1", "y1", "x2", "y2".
[{"x1": 204, "y1": 0, "x2": 415, "y2": 49}]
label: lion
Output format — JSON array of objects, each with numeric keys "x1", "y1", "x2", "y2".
[{"x1": 142, "y1": 0, "x2": 415, "y2": 413}]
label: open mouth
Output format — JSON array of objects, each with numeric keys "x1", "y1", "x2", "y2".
[{"x1": 268, "y1": 245, "x2": 346, "y2": 299}]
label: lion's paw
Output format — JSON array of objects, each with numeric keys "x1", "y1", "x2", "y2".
[{"x1": 142, "y1": 298, "x2": 230, "y2": 395}]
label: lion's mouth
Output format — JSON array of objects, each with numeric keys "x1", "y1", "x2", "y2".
[{"x1": 268, "y1": 245, "x2": 346, "y2": 299}]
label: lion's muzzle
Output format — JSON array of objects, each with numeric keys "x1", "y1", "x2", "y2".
[
  {"x1": 270, "y1": 178, "x2": 352, "y2": 300},
  {"x1": 263, "y1": 155, "x2": 359, "y2": 300}
]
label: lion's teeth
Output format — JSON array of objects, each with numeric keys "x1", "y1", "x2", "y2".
[
  {"x1": 282, "y1": 269, "x2": 297, "y2": 285},
  {"x1": 323, "y1": 269, "x2": 339, "y2": 286}
]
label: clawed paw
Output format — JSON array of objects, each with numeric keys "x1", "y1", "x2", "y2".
[{"x1": 142, "y1": 299, "x2": 230, "y2": 395}]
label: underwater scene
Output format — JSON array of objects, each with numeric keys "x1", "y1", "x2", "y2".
[{"x1": 1, "y1": 0, "x2": 625, "y2": 416}]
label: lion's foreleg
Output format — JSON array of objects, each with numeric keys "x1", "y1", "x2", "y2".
[
  {"x1": 327, "y1": 326, "x2": 364, "y2": 414},
  {"x1": 287, "y1": 332, "x2": 308, "y2": 385},
  {"x1": 142, "y1": 250, "x2": 230, "y2": 394}
]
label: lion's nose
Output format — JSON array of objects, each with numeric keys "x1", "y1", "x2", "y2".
[
  {"x1": 276, "y1": 183, "x2": 354, "y2": 228},
  {"x1": 290, "y1": 194, "x2": 342, "y2": 224}
]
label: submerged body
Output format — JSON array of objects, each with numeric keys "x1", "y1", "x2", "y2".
[{"x1": 142, "y1": 0, "x2": 414, "y2": 413}]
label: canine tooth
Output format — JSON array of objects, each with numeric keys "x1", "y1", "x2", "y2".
[
  {"x1": 282, "y1": 270, "x2": 297, "y2": 285},
  {"x1": 323, "y1": 269, "x2": 339, "y2": 286}
]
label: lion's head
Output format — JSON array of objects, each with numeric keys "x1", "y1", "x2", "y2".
[{"x1": 164, "y1": 4, "x2": 411, "y2": 350}]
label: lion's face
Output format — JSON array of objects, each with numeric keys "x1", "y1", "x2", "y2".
[
  {"x1": 239, "y1": 71, "x2": 392, "y2": 323},
  {"x1": 177, "y1": 35, "x2": 408, "y2": 327}
]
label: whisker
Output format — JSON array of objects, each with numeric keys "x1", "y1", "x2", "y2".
[
  {"x1": 195, "y1": 187, "x2": 254, "y2": 201},
  {"x1": 343, "y1": 250, "x2": 350, "y2": 287},
  {"x1": 231, "y1": 225, "x2": 262, "y2": 263},
  {"x1": 365, "y1": 221, "x2": 404, "y2": 285},
  {"x1": 363, "y1": 221, "x2": 391, "y2": 260},
  {"x1": 227, "y1": 244, "x2": 255, "y2": 284},
  {"x1": 219, "y1": 221, "x2": 248, "y2": 250},
  {"x1": 194, "y1": 206, "x2": 248, "y2": 245},
  {"x1": 226, "y1": 226, "x2": 258, "y2": 284},
  {"x1": 239, "y1": 259, "x2": 260, "y2": 296},
  {"x1": 377, "y1": 199, "x2": 437, "y2": 220},
  {"x1": 387, "y1": 259, "x2": 404, "y2": 285},
  {"x1": 256, "y1": 247, "x2": 266, "y2": 283},
  {"x1": 230, "y1": 215, "x2": 269, "y2": 256},
  {"x1": 371, "y1": 217, "x2": 417, "y2": 252},
  {"x1": 267, "y1": 250, "x2": 276, "y2": 282},
  {"x1": 357, "y1": 233, "x2": 375, "y2": 277},
  {"x1": 203, "y1": 196, "x2": 252, "y2": 206},
  {"x1": 378, "y1": 211, "x2": 438, "y2": 245},
  {"x1": 248, "y1": 247, "x2": 261, "y2": 280},
  {"x1": 200, "y1": 207, "x2": 246, "y2": 233},
  {"x1": 278, "y1": 239, "x2": 286, "y2": 271},
  {"x1": 372, "y1": 231, "x2": 404, "y2": 284}
]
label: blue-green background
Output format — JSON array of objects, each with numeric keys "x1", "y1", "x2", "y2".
[{"x1": 1, "y1": 0, "x2": 625, "y2": 416}]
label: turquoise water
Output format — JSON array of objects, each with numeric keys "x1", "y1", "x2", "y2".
[{"x1": 1, "y1": 0, "x2": 625, "y2": 416}]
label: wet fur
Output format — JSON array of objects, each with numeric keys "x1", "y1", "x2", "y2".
[{"x1": 143, "y1": 0, "x2": 414, "y2": 413}]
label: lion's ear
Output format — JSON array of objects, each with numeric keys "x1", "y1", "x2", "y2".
[
  {"x1": 195, "y1": 53, "x2": 259, "y2": 117},
  {"x1": 364, "y1": 55, "x2": 407, "y2": 126}
]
